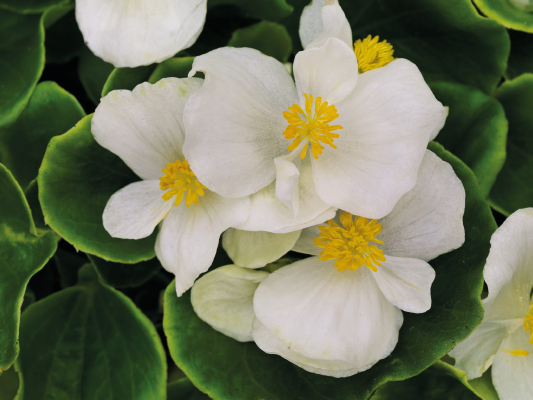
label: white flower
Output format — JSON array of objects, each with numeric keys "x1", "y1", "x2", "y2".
[
  {"x1": 182, "y1": 0, "x2": 446, "y2": 235},
  {"x1": 191, "y1": 150, "x2": 465, "y2": 376},
  {"x1": 449, "y1": 208, "x2": 533, "y2": 400},
  {"x1": 92, "y1": 78, "x2": 250, "y2": 296},
  {"x1": 76, "y1": 0, "x2": 207, "y2": 68}
]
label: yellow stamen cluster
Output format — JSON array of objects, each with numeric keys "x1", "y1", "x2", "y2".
[
  {"x1": 354, "y1": 35, "x2": 395, "y2": 73},
  {"x1": 314, "y1": 212, "x2": 386, "y2": 272},
  {"x1": 159, "y1": 159, "x2": 206, "y2": 208},
  {"x1": 283, "y1": 93, "x2": 342, "y2": 160},
  {"x1": 501, "y1": 304, "x2": 533, "y2": 357}
]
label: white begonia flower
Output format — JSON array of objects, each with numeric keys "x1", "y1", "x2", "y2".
[
  {"x1": 92, "y1": 78, "x2": 250, "y2": 296},
  {"x1": 251, "y1": 150, "x2": 465, "y2": 377},
  {"x1": 76, "y1": 0, "x2": 207, "y2": 68},
  {"x1": 449, "y1": 209, "x2": 533, "y2": 400},
  {"x1": 182, "y1": 0, "x2": 447, "y2": 232}
]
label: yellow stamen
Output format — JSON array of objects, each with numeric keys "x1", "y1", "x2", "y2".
[
  {"x1": 282, "y1": 93, "x2": 342, "y2": 160},
  {"x1": 502, "y1": 350, "x2": 529, "y2": 357},
  {"x1": 354, "y1": 35, "x2": 395, "y2": 73},
  {"x1": 524, "y1": 304, "x2": 533, "y2": 344},
  {"x1": 314, "y1": 212, "x2": 386, "y2": 272},
  {"x1": 159, "y1": 159, "x2": 206, "y2": 208}
]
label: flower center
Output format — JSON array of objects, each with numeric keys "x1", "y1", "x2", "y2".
[
  {"x1": 159, "y1": 158, "x2": 206, "y2": 208},
  {"x1": 313, "y1": 212, "x2": 386, "y2": 272},
  {"x1": 501, "y1": 304, "x2": 533, "y2": 357},
  {"x1": 354, "y1": 35, "x2": 395, "y2": 73},
  {"x1": 282, "y1": 93, "x2": 342, "y2": 160}
]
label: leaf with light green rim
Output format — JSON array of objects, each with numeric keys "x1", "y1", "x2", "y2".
[
  {"x1": 429, "y1": 82, "x2": 508, "y2": 197},
  {"x1": 163, "y1": 142, "x2": 494, "y2": 400},
  {"x1": 473, "y1": 0, "x2": 533, "y2": 33},
  {"x1": 489, "y1": 73, "x2": 533, "y2": 216},
  {"x1": 18, "y1": 264, "x2": 167, "y2": 400},
  {"x1": 148, "y1": 57, "x2": 195, "y2": 84},
  {"x1": 44, "y1": 10, "x2": 84, "y2": 64},
  {"x1": 0, "y1": 0, "x2": 68, "y2": 13},
  {"x1": 38, "y1": 114, "x2": 157, "y2": 263},
  {"x1": 168, "y1": 377, "x2": 211, "y2": 400},
  {"x1": 208, "y1": 0, "x2": 293, "y2": 21},
  {"x1": 88, "y1": 254, "x2": 161, "y2": 288},
  {"x1": 101, "y1": 64, "x2": 157, "y2": 98},
  {"x1": 0, "y1": 81, "x2": 85, "y2": 190},
  {"x1": 506, "y1": 30, "x2": 533, "y2": 80},
  {"x1": 228, "y1": 21, "x2": 292, "y2": 63},
  {"x1": 0, "y1": 164, "x2": 57, "y2": 371},
  {"x1": 0, "y1": 361, "x2": 24, "y2": 400},
  {"x1": 0, "y1": 8, "x2": 44, "y2": 128},
  {"x1": 78, "y1": 46, "x2": 114, "y2": 104}
]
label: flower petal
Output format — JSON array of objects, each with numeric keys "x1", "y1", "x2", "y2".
[
  {"x1": 377, "y1": 149, "x2": 465, "y2": 262},
  {"x1": 312, "y1": 59, "x2": 447, "y2": 219},
  {"x1": 235, "y1": 158, "x2": 334, "y2": 233},
  {"x1": 492, "y1": 326, "x2": 533, "y2": 400},
  {"x1": 299, "y1": 0, "x2": 352, "y2": 50},
  {"x1": 103, "y1": 180, "x2": 172, "y2": 240},
  {"x1": 294, "y1": 38, "x2": 358, "y2": 105},
  {"x1": 371, "y1": 256, "x2": 435, "y2": 313},
  {"x1": 291, "y1": 224, "x2": 322, "y2": 256},
  {"x1": 191, "y1": 265, "x2": 269, "y2": 342},
  {"x1": 183, "y1": 47, "x2": 297, "y2": 198},
  {"x1": 222, "y1": 229, "x2": 301, "y2": 269},
  {"x1": 156, "y1": 191, "x2": 250, "y2": 296},
  {"x1": 482, "y1": 208, "x2": 533, "y2": 321},
  {"x1": 252, "y1": 257, "x2": 403, "y2": 377},
  {"x1": 76, "y1": 0, "x2": 207, "y2": 67},
  {"x1": 274, "y1": 152, "x2": 301, "y2": 217},
  {"x1": 92, "y1": 78, "x2": 203, "y2": 180},
  {"x1": 448, "y1": 319, "x2": 523, "y2": 380}
]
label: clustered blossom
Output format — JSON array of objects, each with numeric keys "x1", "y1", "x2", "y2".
[{"x1": 92, "y1": 0, "x2": 476, "y2": 380}]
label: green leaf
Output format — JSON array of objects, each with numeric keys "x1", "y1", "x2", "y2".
[
  {"x1": 148, "y1": 57, "x2": 195, "y2": 84},
  {"x1": 163, "y1": 142, "x2": 495, "y2": 400},
  {"x1": 53, "y1": 248, "x2": 87, "y2": 288},
  {"x1": 44, "y1": 10, "x2": 84, "y2": 64},
  {"x1": 429, "y1": 82, "x2": 508, "y2": 197},
  {"x1": 78, "y1": 46, "x2": 114, "y2": 104},
  {"x1": 88, "y1": 254, "x2": 161, "y2": 288},
  {"x1": 101, "y1": 65, "x2": 157, "y2": 98},
  {"x1": 473, "y1": 0, "x2": 533, "y2": 33},
  {"x1": 18, "y1": 264, "x2": 167, "y2": 400},
  {"x1": 167, "y1": 377, "x2": 211, "y2": 400},
  {"x1": 38, "y1": 114, "x2": 157, "y2": 263},
  {"x1": 489, "y1": 73, "x2": 533, "y2": 216},
  {"x1": 0, "y1": 81, "x2": 85, "y2": 190},
  {"x1": 228, "y1": 21, "x2": 292, "y2": 63},
  {"x1": 0, "y1": 8, "x2": 44, "y2": 128},
  {"x1": 0, "y1": 0, "x2": 68, "y2": 14},
  {"x1": 0, "y1": 361, "x2": 23, "y2": 400},
  {"x1": 0, "y1": 164, "x2": 57, "y2": 371},
  {"x1": 208, "y1": 0, "x2": 293, "y2": 21},
  {"x1": 24, "y1": 180, "x2": 46, "y2": 231},
  {"x1": 506, "y1": 30, "x2": 533, "y2": 80}
]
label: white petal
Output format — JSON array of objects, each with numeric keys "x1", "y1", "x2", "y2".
[
  {"x1": 252, "y1": 257, "x2": 403, "y2": 377},
  {"x1": 76, "y1": 0, "x2": 207, "y2": 67},
  {"x1": 274, "y1": 152, "x2": 301, "y2": 217},
  {"x1": 222, "y1": 229, "x2": 301, "y2": 269},
  {"x1": 492, "y1": 326, "x2": 533, "y2": 400},
  {"x1": 294, "y1": 38, "x2": 358, "y2": 105},
  {"x1": 155, "y1": 191, "x2": 250, "y2": 296},
  {"x1": 235, "y1": 158, "x2": 334, "y2": 233},
  {"x1": 191, "y1": 265, "x2": 269, "y2": 342},
  {"x1": 482, "y1": 208, "x2": 533, "y2": 321},
  {"x1": 103, "y1": 180, "x2": 172, "y2": 239},
  {"x1": 448, "y1": 319, "x2": 523, "y2": 380},
  {"x1": 183, "y1": 47, "x2": 297, "y2": 198},
  {"x1": 371, "y1": 256, "x2": 435, "y2": 313},
  {"x1": 291, "y1": 224, "x2": 322, "y2": 255},
  {"x1": 429, "y1": 106, "x2": 448, "y2": 141},
  {"x1": 312, "y1": 59, "x2": 447, "y2": 219},
  {"x1": 300, "y1": 0, "x2": 352, "y2": 50},
  {"x1": 92, "y1": 78, "x2": 203, "y2": 180},
  {"x1": 377, "y1": 150, "x2": 465, "y2": 262},
  {"x1": 274, "y1": 206, "x2": 336, "y2": 234}
]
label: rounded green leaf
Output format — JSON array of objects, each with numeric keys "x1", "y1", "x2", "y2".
[
  {"x1": 489, "y1": 73, "x2": 533, "y2": 216},
  {"x1": 0, "y1": 164, "x2": 57, "y2": 371},
  {"x1": 148, "y1": 57, "x2": 195, "y2": 84},
  {"x1": 0, "y1": 8, "x2": 44, "y2": 128},
  {"x1": 78, "y1": 46, "x2": 114, "y2": 105},
  {"x1": 88, "y1": 254, "x2": 161, "y2": 288},
  {"x1": 0, "y1": 0, "x2": 68, "y2": 14},
  {"x1": 0, "y1": 81, "x2": 85, "y2": 190},
  {"x1": 38, "y1": 114, "x2": 157, "y2": 262},
  {"x1": 429, "y1": 82, "x2": 508, "y2": 197},
  {"x1": 167, "y1": 377, "x2": 211, "y2": 400},
  {"x1": 163, "y1": 142, "x2": 494, "y2": 400},
  {"x1": 473, "y1": 0, "x2": 533, "y2": 33},
  {"x1": 18, "y1": 264, "x2": 167, "y2": 400},
  {"x1": 506, "y1": 30, "x2": 533, "y2": 80},
  {"x1": 0, "y1": 361, "x2": 24, "y2": 400},
  {"x1": 44, "y1": 10, "x2": 84, "y2": 64},
  {"x1": 228, "y1": 21, "x2": 292, "y2": 63},
  {"x1": 208, "y1": 0, "x2": 293, "y2": 21},
  {"x1": 101, "y1": 65, "x2": 157, "y2": 98}
]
